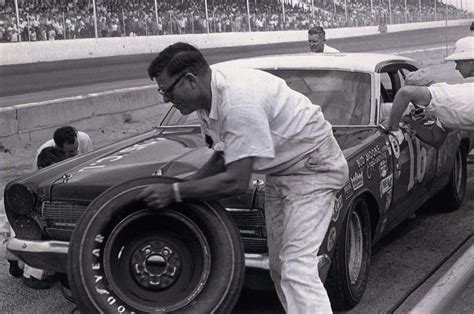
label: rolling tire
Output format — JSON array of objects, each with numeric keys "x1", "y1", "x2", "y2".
[
  {"x1": 67, "y1": 176, "x2": 245, "y2": 313},
  {"x1": 325, "y1": 198, "x2": 371, "y2": 311},
  {"x1": 439, "y1": 145, "x2": 467, "y2": 211}
]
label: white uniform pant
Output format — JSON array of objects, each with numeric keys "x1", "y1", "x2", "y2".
[{"x1": 265, "y1": 135, "x2": 348, "y2": 314}]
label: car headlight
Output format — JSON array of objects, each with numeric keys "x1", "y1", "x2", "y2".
[{"x1": 5, "y1": 183, "x2": 36, "y2": 215}]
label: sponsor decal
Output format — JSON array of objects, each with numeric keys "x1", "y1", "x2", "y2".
[
  {"x1": 343, "y1": 181, "x2": 353, "y2": 199},
  {"x1": 389, "y1": 135, "x2": 400, "y2": 159},
  {"x1": 380, "y1": 174, "x2": 393, "y2": 196},
  {"x1": 379, "y1": 160, "x2": 388, "y2": 178},
  {"x1": 350, "y1": 171, "x2": 364, "y2": 191},
  {"x1": 367, "y1": 164, "x2": 374, "y2": 180},
  {"x1": 356, "y1": 155, "x2": 365, "y2": 168},
  {"x1": 332, "y1": 194, "x2": 343, "y2": 222},
  {"x1": 394, "y1": 161, "x2": 402, "y2": 181},
  {"x1": 366, "y1": 146, "x2": 388, "y2": 168},
  {"x1": 385, "y1": 189, "x2": 392, "y2": 212},
  {"x1": 385, "y1": 139, "x2": 392, "y2": 156},
  {"x1": 327, "y1": 227, "x2": 337, "y2": 252}
]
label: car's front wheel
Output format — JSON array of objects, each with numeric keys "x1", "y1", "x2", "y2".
[
  {"x1": 67, "y1": 177, "x2": 245, "y2": 313},
  {"x1": 325, "y1": 197, "x2": 371, "y2": 311}
]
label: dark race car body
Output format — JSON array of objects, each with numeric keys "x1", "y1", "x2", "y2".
[{"x1": 4, "y1": 53, "x2": 470, "y2": 310}]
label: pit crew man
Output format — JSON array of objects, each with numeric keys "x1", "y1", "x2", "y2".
[{"x1": 139, "y1": 42, "x2": 349, "y2": 312}]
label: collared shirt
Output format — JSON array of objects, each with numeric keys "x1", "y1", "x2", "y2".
[
  {"x1": 323, "y1": 44, "x2": 339, "y2": 53},
  {"x1": 197, "y1": 68, "x2": 334, "y2": 174},
  {"x1": 423, "y1": 82, "x2": 474, "y2": 131},
  {"x1": 32, "y1": 131, "x2": 93, "y2": 171}
]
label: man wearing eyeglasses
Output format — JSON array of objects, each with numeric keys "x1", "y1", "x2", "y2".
[
  {"x1": 32, "y1": 125, "x2": 93, "y2": 171},
  {"x1": 138, "y1": 42, "x2": 348, "y2": 312}
]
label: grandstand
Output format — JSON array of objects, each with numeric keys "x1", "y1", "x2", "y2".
[{"x1": 0, "y1": 0, "x2": 471, "y2": 42}]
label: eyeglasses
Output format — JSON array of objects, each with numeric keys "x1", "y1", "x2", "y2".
[{"x1": 157, "y1": 72, "x2": 187, "y2": 99}]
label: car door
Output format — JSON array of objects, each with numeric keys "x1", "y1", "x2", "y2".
[{"x1": 378, "y1": 65, "x2": 438, "y2": 227}]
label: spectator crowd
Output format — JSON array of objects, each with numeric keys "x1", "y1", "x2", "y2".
[{"x1": 0, "y1": 0, "x2": 470, "y2": 42}]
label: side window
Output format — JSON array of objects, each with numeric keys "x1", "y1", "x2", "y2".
[
  {"x1": 380, "y1": 72, "x2": 393, "y2": 103},
  {"x1": 399, "y1": 68, "x2": 411, "y2": 87}
]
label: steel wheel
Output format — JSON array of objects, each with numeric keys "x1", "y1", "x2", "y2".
[
  {"x1": 103, "y1": 210, "x2": 211, "y2": 311},
  {"x1": 326, "y1": 197, "x2": 371, "y2": 311}
]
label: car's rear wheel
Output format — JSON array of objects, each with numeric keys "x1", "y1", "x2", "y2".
[
  {"x1": 439, "y1": 145, "x2": 467, "y2": 211},
  {"x1": 325, "y1": 198, "x2": 371, "y2": 311},
  {"x1": 67, "y1": 177, "x2": 245, "y2": 313}
]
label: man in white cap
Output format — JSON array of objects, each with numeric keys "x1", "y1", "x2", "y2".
[{"x1": 382, "y1": 36, "x2": 474, "y2": 135}]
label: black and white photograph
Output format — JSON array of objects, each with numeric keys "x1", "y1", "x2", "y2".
[{"x1": 0, "y1": 0, "x2": 473, "y2": 312}]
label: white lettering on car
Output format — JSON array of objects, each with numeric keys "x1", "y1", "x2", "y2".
[
  {"x1": 405, "y1": 133, "x2": 427, "y2": 191},
  {"x1": 380, "y1": 174, "x2": 393, "y2": 196},
  {"x1": 79, "y1": 165, "x2": 106, "y2": 172},
  {"x1": 79, "y1": 139, "x2": 162, "y2": 172},
  {"x1": 92, "y1": 263, "x2": 100, "y2": 270},
  {"x1": 92, "y1": 248, "x2": 100, "y2": 257}
]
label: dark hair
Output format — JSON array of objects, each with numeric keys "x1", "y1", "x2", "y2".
[
  {"x1": 37, "y1": 146, "x2": 66, "y2": 169},
  {"x1": 147, "y1": 42, "x2": 209, "y2": 80},
  {"x1": 53, "y1": 126, "x2": 77, "y2": 148},
  {"x1": 308, "y1": 26, "x2": 325, "y2": 36}
]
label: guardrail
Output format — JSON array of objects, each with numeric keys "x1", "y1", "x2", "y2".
[{"x1": 409, "y1": 241, "x2": 474, "y2": 313}]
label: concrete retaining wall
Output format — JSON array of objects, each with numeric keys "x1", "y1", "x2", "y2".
[
  {"x1": 1, "y1": 19, "x2": 471, "y2": 66},
  {"x1": 0, "y1": 85, "x2": 164, "y2": 148}
]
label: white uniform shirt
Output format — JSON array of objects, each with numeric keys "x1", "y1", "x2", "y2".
[
  {"x1": 32, "y1": 131, "x2": 93, "y2": 171},
  {"x1": 197, "y1": 68, "x2": 333, "y2": 174},
  {"x1": 323, "y1": 44, "x2": 339, "y2": 53},
  {"x1": 424, "y1": 82, "x2": 474, "y2": 131}
]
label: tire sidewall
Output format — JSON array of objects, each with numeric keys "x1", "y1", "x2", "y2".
[
  {"x1": 343, "y1": 199, "x2": 371, "y2": 302},
  {"x1": 68, "y1": 177, "x2": 245, "y2": 313}
]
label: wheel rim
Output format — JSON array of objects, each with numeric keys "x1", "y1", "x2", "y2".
[
  {"x1": 454, "y1": 149, "x2": 463, "y2": 196},
  {"x1": 348, "y1": 210, "x2": 364, "y2": 285},
  {"x1": 102, "y1": 209, "x2": 211, "y2": 312}
]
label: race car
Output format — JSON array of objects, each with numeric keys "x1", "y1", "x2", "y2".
[{"x1": 3, "y1": 53, "x2": 469, "y2": 312}]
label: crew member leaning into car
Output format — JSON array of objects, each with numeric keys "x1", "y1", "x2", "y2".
[
  {"x1": 382, "y1": 36, "x2": 474, "y2": 136},
  {"x1": 32, "y1": 125, "x2": 93, "y2": 171},
  {"x1": 139, "y1": 42, "x2": 349, "y2": 313},
  {"x1": 7, "y1": 126, "x2": 92, "y2": 289}
]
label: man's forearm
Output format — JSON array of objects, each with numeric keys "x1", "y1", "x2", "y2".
[
  {"x1": 185, "y1": 150, "x2": 226, "y2": 181},
  {"x1": 388, "y1": 94, "x2": 411, "y2": 131}
]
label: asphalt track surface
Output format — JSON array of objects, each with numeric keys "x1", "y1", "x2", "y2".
[{"x1": 0, "y1": 25, "x2": 471, "y2": 107}]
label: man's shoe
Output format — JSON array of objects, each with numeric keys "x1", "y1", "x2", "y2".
[
  {"x1": 23, "y1": 275, "x2": 55, "y2": 290},
  {"x1": 8, "y1": 260, "x2": 23, "y2": 278}
]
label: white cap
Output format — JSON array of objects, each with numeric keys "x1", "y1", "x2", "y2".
[{"x1": 446, "y1": 36, "x2": 474, "y2": 61}]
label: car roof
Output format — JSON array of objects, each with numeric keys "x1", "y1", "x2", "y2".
[{"x1": 212, "y1": 52, "x2": 418, "y2": 73}]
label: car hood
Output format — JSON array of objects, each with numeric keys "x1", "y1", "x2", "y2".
[{"x1": 10, "y1": 125, "x2": 379, "y2": 202}]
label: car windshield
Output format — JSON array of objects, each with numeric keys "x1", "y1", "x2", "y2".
[{"x1": 161, "y1": 69, "x2": 371, "y2": 126}]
